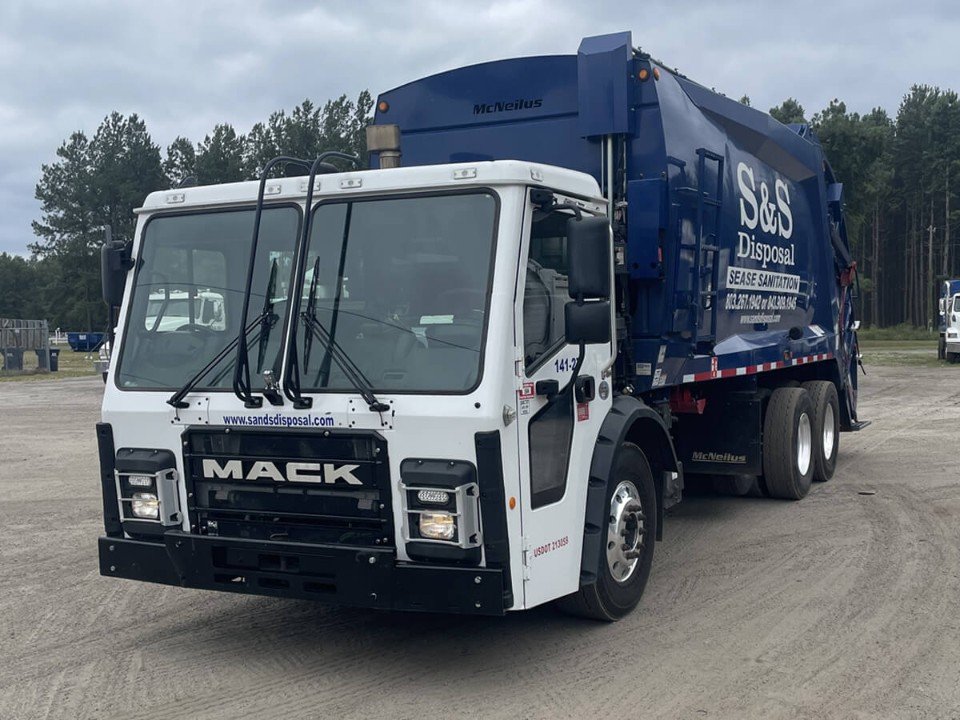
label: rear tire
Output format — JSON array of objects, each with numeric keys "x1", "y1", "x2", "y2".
[
  {"x1": 763, "y1": 387, "x2": 815, "y2": 500},
  {"x1": 802, "y1": 380, "x2": 840, "y2": 482},
  {"x1": 557, "y1": 442, "x2": 657, "y2": 621}
]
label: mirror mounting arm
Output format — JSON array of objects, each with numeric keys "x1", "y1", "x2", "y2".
[{"x1": 530, "y1": 188, "x2": 583, "y2": 220}]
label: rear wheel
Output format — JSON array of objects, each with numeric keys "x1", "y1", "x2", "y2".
[
  {"x1": 763, "y1": 387, "x2": 815, "y2": 500},
  {"x1": 557, "y1": 442, "x2": 657, "y2": 621},
  {"x1": 802, "y1": 380, "x2": 840, "y2": 482}
]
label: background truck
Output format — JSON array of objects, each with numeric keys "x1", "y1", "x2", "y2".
[
  {"x1": 97, "y1": 31, "x2": 864, "y2": 621},
  {"x1": 939, "y1": 279, "x2": 960, "y2": 359}
]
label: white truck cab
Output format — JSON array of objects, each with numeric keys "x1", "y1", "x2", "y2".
[
  {"x1": 945, "y1": 293, "x2": 960, "y2": 362},
  {"x1": 97, "y1": 159, "x2": 668, "y2": 619}
]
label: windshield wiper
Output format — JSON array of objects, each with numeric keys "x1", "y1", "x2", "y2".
[
  {"x1": 166, "y1": 311, "x2": 269, "y2": 409},
  {"x1": 234, "y1": 257, "x2": 283, "y2": 407},
  {"x1": 233, "y1": 155, "x2": 314, "y2": 408},
  {"x1": 300, "y1": 311, "x2": 390, "y2": 413},
  {"x1": 282, "y1": 151, "x2": 360, "y2": 409}
]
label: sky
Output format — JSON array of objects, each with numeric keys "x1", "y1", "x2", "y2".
[{"x1": 1, "y1": 0, "x2": 959, "y2": 256}]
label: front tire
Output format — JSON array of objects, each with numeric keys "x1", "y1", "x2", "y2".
[
  {"x1": 763, "y1": 387, "x2": 815, "y2": 500},
  {"x1": 802, "y1": 380, "x2": 840, "y2": 482},
  {"x1": 557, "y1": 442, "x2": 657, "y2": 621}
]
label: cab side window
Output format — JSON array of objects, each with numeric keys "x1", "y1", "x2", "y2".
[{"x1": 523, "y1": 212, "x2": 570, "y2": 369}]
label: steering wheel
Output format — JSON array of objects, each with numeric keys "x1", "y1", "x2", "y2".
[{"x1": 174, "y1": 323, "x2": 217, "y2": 337}]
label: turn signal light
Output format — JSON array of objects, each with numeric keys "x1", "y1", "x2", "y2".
[{"x1": 417, "y1": 489, "x2": 450, "y2": 505}]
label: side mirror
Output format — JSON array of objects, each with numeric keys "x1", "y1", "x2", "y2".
[
  {"x1": 567, "y1": 215, "x2": 610, "y2": 299},
  {"x1": 564, "y1": 215, "x2": 611, "y2": 345},
  {"x1": 101, "y1": 235, "x2": 133, "y2": 307},
  {"x1": 565, "y1": 301, "x2": 611, "y2": 344}
]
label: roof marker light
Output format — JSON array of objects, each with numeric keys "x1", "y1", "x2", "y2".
[
  {"x1": 377, "y1": 100, "x2": 389, "y2": 113},
  {"x1": 653, "y1": 67, "x2": 661, "y2": 80},
  {"x1": 638, "y1": 68, "x2": 650, "y2": 81},
  {"x1": 166, "y1": 192, "x2": 185, "y2": 204},
  {"x1": 452, "y1": 168, "x2": 477, "y2": 180},
  {"x1": 340, "y1": 177, "x2": 362, "y2": 189},
  {"x1": 265, "y1": 184, "x2": 281, "y2": 195}
]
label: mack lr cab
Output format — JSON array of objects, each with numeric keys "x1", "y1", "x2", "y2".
[{"x1": 97, "y1": 32, "x2": 864, "y2": 620}]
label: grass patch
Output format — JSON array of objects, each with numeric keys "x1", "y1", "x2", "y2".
[
  {"x1": 0, "y1": 346, "x2": 101, "y2": 382},
  {"x1": 857, "y1": 339, "x2": 959, "y2": 367},
  {"x1": 857, "y1": 324, "x2": 938, "y2": 341}
]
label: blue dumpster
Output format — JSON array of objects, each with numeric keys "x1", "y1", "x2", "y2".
[{"x1": 66, "y1": 332, "x2": 105, "y2": 352}]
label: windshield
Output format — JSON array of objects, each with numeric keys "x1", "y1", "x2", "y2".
[
  {"x1": 955, "y1": 295, "x2": 960, "y2": 313},
  {"x1": 116, "y1": 206, "x2": 300, "y2": 389},
  {"x1": 292, "y1": 191, "x2": 498, "y2": 393}
]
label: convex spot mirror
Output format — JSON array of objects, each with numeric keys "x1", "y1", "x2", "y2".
[
  {"x1": 565, "y1": 300, "x2": 611, "y2": 345},
  {"x1": 564, "y1": 215, "x2": 611, "y2": 345},
  {"x1": 101, "y1": 238, "x2": 132, "y2": 307}
]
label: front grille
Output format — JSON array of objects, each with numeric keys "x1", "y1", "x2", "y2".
[{"x1": 182, "y1": 428, "x2": 393, "y2": 548}]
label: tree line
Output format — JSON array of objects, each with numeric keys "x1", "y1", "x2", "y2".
[
  {"x1": 1, "y1": 92, "x2": 371, "y2": 330},
  {"x1": 2, "y1": 84, "x2": 958, "y2": 331},
  {"x1": 754, "y1": 87, "x2": 960, "y2": 329}
]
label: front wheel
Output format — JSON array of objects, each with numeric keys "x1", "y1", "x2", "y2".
[{"x1": 557, "y1": 442, "x2": 657, "y2": 621}]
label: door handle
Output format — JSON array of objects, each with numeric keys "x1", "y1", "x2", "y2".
[
  {"x1": 535, "y1": 379, "x2": 559, "y2": 399},
  {"x1": 575, "y1": 375, "x2": 596, "y2": 403}
]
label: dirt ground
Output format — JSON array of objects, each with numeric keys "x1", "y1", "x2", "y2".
[{"x1": 2, "y1": 366, "x2": 959, "y2": 720}]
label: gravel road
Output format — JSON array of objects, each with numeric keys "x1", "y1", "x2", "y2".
[{"x1": 2, "y1": 366, "x2": 959, "y2": 719}]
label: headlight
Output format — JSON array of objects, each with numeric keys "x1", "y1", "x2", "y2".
[
  {"x1": 131, "y1": 492, "x2": 160, "y2": 519},
  {"x1": 419, "y1": 512, "x2": 455, "y2": 541},
  {"x1": 416, "y1": 488, "x2": 450, "y2": 505}
]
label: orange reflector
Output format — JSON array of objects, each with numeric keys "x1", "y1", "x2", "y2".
[
  {"x1": 509, "y1": 496, "x2": 517, "y2": 510},
  {"x1": 638, "y1": 68, "x2": 650, "y2": 81},
  {"x1": 377, "y1": 100, "x2": 389, "y2": 113},
  {"x1": 653, "y1": 67, "x2": 660, "y2": 80}
]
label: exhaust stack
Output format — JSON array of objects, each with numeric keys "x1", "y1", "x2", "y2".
[{"x1": 366, "y1": 124, "x2": 401, "y2": 169}]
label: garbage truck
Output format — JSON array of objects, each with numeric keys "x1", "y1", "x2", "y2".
[
  {"x1": 939, "y1": 279, "x2": 960, "y2": 359},
  {"x1": 96, "y1": 31, "x2": 865, "y2": 620}
]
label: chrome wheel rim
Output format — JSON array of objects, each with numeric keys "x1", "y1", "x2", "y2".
[
  {"x1": 797, "y1": 412, "x2": 812, "y2": 476},
  {"x1": 823, "y1": 409, "x2": 836, "y2": 461},
  {"x1": 607, "y1": 480, "x2": 645, "y2": 583}
]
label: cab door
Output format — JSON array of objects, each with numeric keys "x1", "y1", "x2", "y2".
[{"x1": 513, "y1": 191, "x2": 613, "y2": 608}]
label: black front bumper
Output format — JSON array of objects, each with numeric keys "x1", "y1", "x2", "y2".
[{"x1": 99, "y1": 532, "x2": 506, "y2": 615}]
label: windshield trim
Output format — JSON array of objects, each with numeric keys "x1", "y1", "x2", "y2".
[
  {"x1": 113, "y1": 202, "x2": 304, "y2": 393},
  {"x1": 285, "y1": 187, "x2": 501, "y2": 397}
]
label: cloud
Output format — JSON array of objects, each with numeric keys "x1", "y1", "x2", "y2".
[{"x1": 1, "y1": 0, "x2": 958, "y2": 254}]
